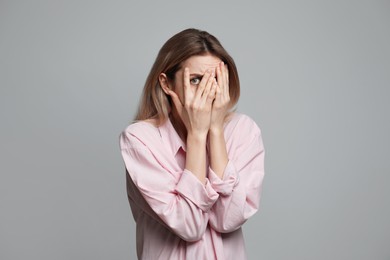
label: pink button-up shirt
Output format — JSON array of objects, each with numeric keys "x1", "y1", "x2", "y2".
[{"x1": 119, "y1": 113, "x2": 265, "y2": 260}]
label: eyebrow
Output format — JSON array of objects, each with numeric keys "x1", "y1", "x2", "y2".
[{"x1": 189, "y1": 73, "x2": 203, "y2": 78}]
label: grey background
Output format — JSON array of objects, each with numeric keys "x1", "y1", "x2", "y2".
[{"x1": 1, "y1": 0, "x2": 389, "y2": 259}]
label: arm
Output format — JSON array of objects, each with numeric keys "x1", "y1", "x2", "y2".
[
  {"x1": 208, "y1": 128, "x2": 229, "y2": 179},
  {"x1": 186, "y1": 133, "x2": 208, "y2": 183},
  {"x1": 208, "y1": 61, "x2": 230, "y2": 179},
  {"x1": 120, "y1": 130, "x2": 219, "y2": 242},
  {"x1": 208, "y1": 121, "x2": 265, "y2": 233}
]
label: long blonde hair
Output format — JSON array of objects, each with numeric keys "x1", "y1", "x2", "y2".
[{"x1": 134, "y1": 28, "x2": 240, "y2": 125}]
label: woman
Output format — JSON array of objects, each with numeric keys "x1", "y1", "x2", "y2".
[{"x1": 119, "y1": 28, "x2": 265, "y2": 260}]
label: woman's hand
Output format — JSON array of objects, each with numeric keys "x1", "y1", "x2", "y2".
[
  {"x1": 168, "y1": 68, "x2": 217, "y2": 138},
  {"x1": 167, "y1": 68, "x2": 217, "y2": 183},
  {"x1": 210, "y1": 61, "x2": 230, "y2": 133}
]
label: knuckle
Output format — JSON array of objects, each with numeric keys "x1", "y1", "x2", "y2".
[{"x1": 190, "y1": 103, "x2": 198, "y2": 110}]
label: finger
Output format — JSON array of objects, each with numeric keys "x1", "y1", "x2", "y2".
[
  {"x1": 212, "y1": 81, "x2": 222, "y2": 107},
  {"x1": 207, "y1": 79, "x2": 217, "y2": 103},
  {"x1": 216, "y1": 62, "x2": 223, "y2": 93},
  {"x1": 218, "y1": 61, "x2": 228, "y2": 96},
  {"x1": 183, "y1": 67, "x2": 193, "y2": 104},
  {"x1": 200, "y1": 71, "x2": 215, "y2": 102},
  {"x1": 215, "y1": 79, "x2": 222, "y2": 97},
  {"x1": 195, "y1": 70, "x2": 211, "y2": 100},
  {"x1": 224, "y1": 63, "x2": 230, "y2": 98}
]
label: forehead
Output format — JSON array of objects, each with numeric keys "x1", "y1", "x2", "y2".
[{"x1": 182, "y1": 54, "x2": 222, "y2": 74}]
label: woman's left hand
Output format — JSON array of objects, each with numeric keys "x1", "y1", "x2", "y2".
[{"x1": 210, "y1": 61, "x2": 230, "y2": 133}]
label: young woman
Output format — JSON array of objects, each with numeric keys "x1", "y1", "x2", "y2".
[{"x1": 119, "y1": 28, "x2": 265, "y2": 260}]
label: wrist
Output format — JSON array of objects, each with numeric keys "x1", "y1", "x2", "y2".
[
  {"x1": 187, "y1": 131, "x2": 208, "y2": 143},
  {"x1": 209, "y1": 125, "x2": 224, "y2": 136}
]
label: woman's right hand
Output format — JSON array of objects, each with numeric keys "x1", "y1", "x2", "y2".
[{"x1": 168, "y1": 68, "x2": 217, "y2": 138}]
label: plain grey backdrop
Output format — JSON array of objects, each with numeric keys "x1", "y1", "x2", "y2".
[{"x1": 1, "y1": 0, "x2": 389, "y2": 259}]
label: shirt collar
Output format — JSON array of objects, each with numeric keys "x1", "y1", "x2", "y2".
[{"x1": 158, "y1": 117, "x2": 186, "y2": 156}]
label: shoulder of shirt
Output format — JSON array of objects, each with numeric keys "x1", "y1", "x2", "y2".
[
  {"x1": 226, "y1": 112, "x2": 262, "y2": 137},
  {"x1": 124, "y1": 120, "x2": 159, "y2": 135},
  {"x1": 119, "y1": 120, "x2": 160, "y2": 149}
]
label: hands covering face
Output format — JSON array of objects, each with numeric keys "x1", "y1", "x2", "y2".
[{"x1": 168, "y1": 61, "x2": 230, "y2": 136}]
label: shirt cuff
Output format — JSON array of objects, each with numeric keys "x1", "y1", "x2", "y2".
[
  {"x1": 208, "y1": 160, "x2": 240, "y2": 196},
  {"x1": 175, "y1": 169, "x2": 219, "y2": 212}
]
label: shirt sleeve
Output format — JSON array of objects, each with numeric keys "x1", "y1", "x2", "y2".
[
  {"x1": 119, "y1": 130, "x2": 219, "y2": 242},
  {"x1": 208, "y1": 122, "x2": 265, "y2": 233}
]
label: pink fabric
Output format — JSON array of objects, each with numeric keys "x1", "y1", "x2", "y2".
[{"x1": 119, "y1": 113, "x2": 265, "y2": 260}]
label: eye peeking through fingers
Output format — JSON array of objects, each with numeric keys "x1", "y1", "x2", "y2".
[{"x1": 189, "y1": 77, "x2": 202, "y2": 85}]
